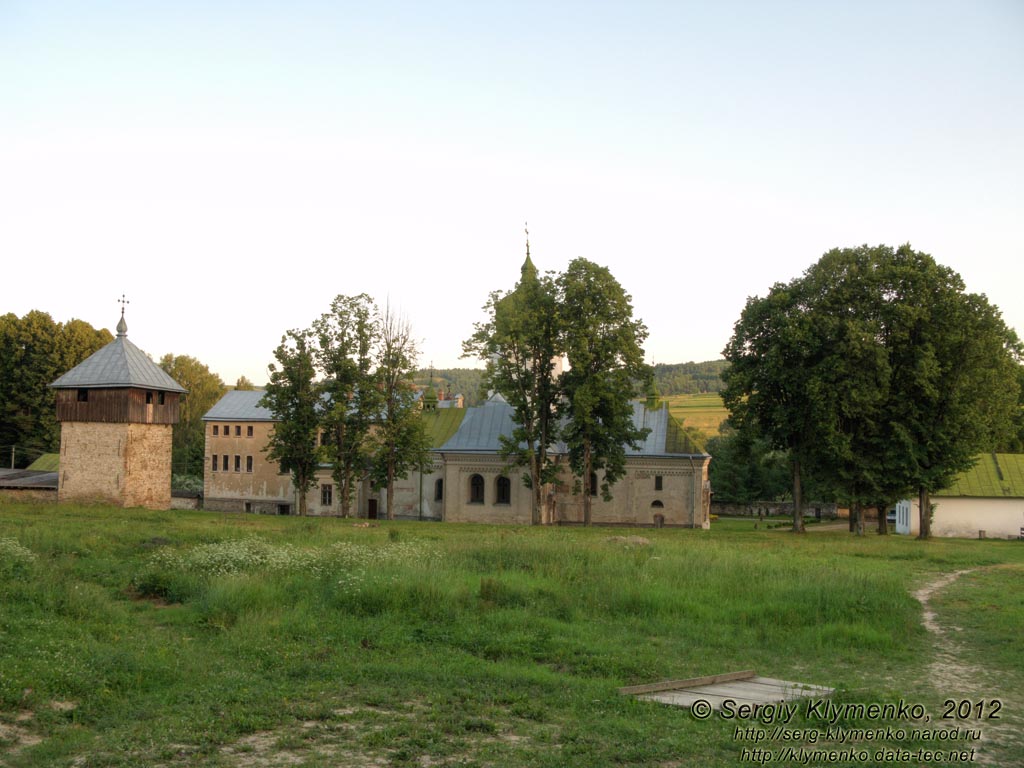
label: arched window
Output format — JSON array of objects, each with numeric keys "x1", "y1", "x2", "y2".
[
  {"x1": 651, "y1": 500, "x2": 664, "y2": 508},
  {"x1": 589, "y1": 471, "x2": 599, "y2": 496},
  {"x1": 435, "y1": 478, "x2": 444, "y2": 501},
  {"x1": 469, "y1": 474, "x2": 484, "y2": 504},
  {"x1": 496, "y1": 476, "x2": 511, "y2": 504}
]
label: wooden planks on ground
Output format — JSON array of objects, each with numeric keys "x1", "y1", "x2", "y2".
[{"x1": 621, "y1": 671, "x2": 834, "y2": 710}]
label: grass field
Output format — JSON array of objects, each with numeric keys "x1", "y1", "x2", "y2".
[
  {"x1": 664, "y1": 393, "x2": 728, "y2": 439},
  {"x1": 1, "y1": 505, "x2": 1023, "y2": 767}
]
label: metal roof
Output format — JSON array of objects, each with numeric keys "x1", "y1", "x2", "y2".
[
  {"x1": 49, "y1": 326, "x2": 186, "y2": 393},
  {"x1": 936, "y1": 453, "x2": 1024, "y2": 498},
  {"x1": 203, "y1": 390, "x2": 274, "y2": 422},
  {"x1": 436, "y1": 396, "x2": 706, "y2": 458}
]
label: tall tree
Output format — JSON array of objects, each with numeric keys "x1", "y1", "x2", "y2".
[
  {"x1": 723, "y1": 244, "x2": 1022, "y2": 538},
  {"x1": 260, "y1": 330, "x2": 320, "y2": 516},
  {"x1": 313, "y1": 294, "x2": 381, "y2": 517},
  {"x1": 463, "y1": 254, "x2": 562, "y2": 524},
  {"x1": 159, "y1": 354, "x2": 227, "y2": 478},
  {"x1": 722, "y1": 280, "x2": 824, "y2": 532},
  {"x1": 0, "y1": 311, "x2": 111, "y2": 465},
  {"x1": 371, "y1": 302, "x2": 430, "y2": 520},
  {"x1": 233, "y1": 376, "x2": 256, "y2": 391},
  {"x1": 557, "y1": 258, "x2": 651, "y2": 525}
]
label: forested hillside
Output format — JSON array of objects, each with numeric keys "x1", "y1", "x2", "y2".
[{"x1": 652, "y1": 360, "x2": 727, "y2": 394}]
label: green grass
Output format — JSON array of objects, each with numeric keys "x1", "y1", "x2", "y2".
[
  {"x1": 665, "y1": 393, "x2": 728, "y2": 438},
  {"x1": 2, "y1": 503, "x2": 1023, "y2": 767}
]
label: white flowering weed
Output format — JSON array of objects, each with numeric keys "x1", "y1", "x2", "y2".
[{"x1": 0, "y1": 537, "x2": 37, "y2": 575}]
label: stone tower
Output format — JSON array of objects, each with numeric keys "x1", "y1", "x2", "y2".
[{"x1": 49, "y1": 310, "x2": 186, "y2": 509}]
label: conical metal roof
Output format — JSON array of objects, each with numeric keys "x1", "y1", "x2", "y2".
[{"x1": 49, "y1": 315, "x2": 186, "y2": 393}]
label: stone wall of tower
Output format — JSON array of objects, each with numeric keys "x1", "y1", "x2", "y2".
[{"x1": 58, "y1": 421, "x2": 173, "y2": 509}]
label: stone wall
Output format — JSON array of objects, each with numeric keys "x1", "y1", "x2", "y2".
[{"x1": 58, "y1": 421, "x2": 172, "y2": 509}]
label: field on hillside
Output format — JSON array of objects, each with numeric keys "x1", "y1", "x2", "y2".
[
  {"x1": 2, "y1": 506, "x2": 1023, "y2": 767},
  {"x1": 665, "y1": 393, "x2": 728, "y2": 439}
]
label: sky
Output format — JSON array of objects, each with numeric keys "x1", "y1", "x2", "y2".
[{"x1": 2, "y1": 1, "x2": 1022, "y2": 386}]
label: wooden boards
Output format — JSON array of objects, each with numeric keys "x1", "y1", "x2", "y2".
[{"x1": 620, "y1": 671, "x2": 834, "y2": 710}]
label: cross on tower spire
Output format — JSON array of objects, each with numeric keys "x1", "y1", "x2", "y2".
[{"x1": 117, "y1": 294, "x2": 130, "y2": 337}]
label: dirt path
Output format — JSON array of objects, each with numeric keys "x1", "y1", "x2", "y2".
[{"x1": 913, "y1": 568, "x2": 1022, "y2": 765}]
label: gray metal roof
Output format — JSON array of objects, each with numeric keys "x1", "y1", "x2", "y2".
[
  {"x1": 49, "y1": 325, "x2": 186, "y2": 393},
  {"x1": 437, "y1": 396, "x2": 519, "y2": 452},
  {"x1": 436, "y1": 396, "x2": 704, "y2": 458},
  {"x1": 0, "y1": 469, "x2": 58, "y2": 489},
  {"x1": 627, "y1": 402, "x2": 669, "y2": 456},
  {"x1": 203, "y1": 389, "x2": 274, "y2": 421}
]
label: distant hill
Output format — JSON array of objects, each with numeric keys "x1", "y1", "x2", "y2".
[
  {"x1": 652, "y1": 360, "x2": 727, "y2": 395},
  {"x1": 413, "y1": 368, "x2": 487, "y2": 407},
  {"x1": 415, "y1": 361, "x2": 728, "y2": 407}
]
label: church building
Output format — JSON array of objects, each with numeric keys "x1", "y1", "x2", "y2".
[{"x1": 202, "y1": 388, "x2": 711, "y2": 527}]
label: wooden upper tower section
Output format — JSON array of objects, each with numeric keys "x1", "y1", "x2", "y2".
[{"x1": 49, "y1": 308, "x2": 186, "y2": 424}]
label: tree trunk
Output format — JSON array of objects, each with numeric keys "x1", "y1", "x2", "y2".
[
  {"x1": 877, "y1": 503, "x2": 889, "y2": 535},
  {"x1": 853, "y1": 501, "x2": 864, "y2": 536},
  {"x1": 791, "y1": 458, "x2": 805, "y2": 532},
  {"x1": 386, "y1": 460, "x2": 395, "y2": 520},
  {"x1": 917, "y1": 487, "x2": 931, "y2": 539},
  {"x1": 583, "y1": 441, "x2": 592, "y2": 527},
  {"x1": 536, "y1": 450, "x2": 544, "y2": 528}
]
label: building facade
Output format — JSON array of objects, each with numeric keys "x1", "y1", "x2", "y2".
[{"x1": 203, "y1": 390, "x2": 711, "y2": 527}]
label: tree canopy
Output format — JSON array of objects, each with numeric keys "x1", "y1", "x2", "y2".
[
  {"x1": 260, "y1": 330, "x2": 320, "y2": 516},
  {"x1": 0, "y1": 311, "x2": 112, "y2": 465},
  {"x1": 557, "y1": 258, "x2": 651, "y2": 525},
  {"x1": 159, "y1": 354, "x2": 227, "y2": 479},
  {"x1": 722, "y1": 244, "x2": 1022, "y2": 536},
  {"x1": 464, "y1": 252, "x2": 651, "y2": 525}
]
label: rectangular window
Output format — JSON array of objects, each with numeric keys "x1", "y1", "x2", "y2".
[
  {"x1": 212, "y1": 455, "x2": 219, "y2": 472},
  {"x1": 655, "y1": 475, "x2": 663, "y2": 491},
  {"x1": 321, "y1": 484, "x2": 333, "y2": 506},
  {"x1": 77, "y1": 389, "x2": 89, "y2": 402},
  {"x1": 222, "y1": 455, "x2": 228, "y2": 471},
  {"x1": 223, "y1": 424, "x2": 230, "y2": 435},
  {"x1": 235, "y1": 425, "x2": 241, "y2": 437},
  {"x1": 234, "y1": 455, "x2": 241, "y2": 472},
  {"x1": 213, "y1": 425, "x2": 219, "y2": 436},
  {"x1": 247, "y1": 425, "x2": 254, "y2": 437},
  {"x1": 159, "y1": 392, "x2": 166, "y2": 405},
  {"x1": 146, "y1": 391, "x2": 153, "y2": 404},
  {"x1": 244, "y1": 502, "x2": 252, "y2": 513},
  {"x1": 246, "y1": 456, "x2": 253, "y2": 473}
]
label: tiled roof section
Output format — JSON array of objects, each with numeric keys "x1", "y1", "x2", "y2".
[
  {"x1": 936, "y1": 453, "x2": 1024, "y2": 498},
  {"x1": 50, "y1": 336, "x2": 186, "y2": 393},
  {"x1": 203, "y1": 390, "x2": 275, "y2": 422}
]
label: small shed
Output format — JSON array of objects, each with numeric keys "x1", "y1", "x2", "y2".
[{"x1": 895, "y1": 453, "x2": 1024, "y2": 539}]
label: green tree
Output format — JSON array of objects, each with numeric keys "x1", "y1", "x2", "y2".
[
  {"x1": 371, "y1": 303, "x2": 430, "y2": 520},
  {"x1": 159, "y1": 354, "x2": 227, "y2": 479},
  {"x1": 557, "y1": 258, "x2": 651, "y2": 525},
  {"x1": 260, "y1": 330, "x2": 320, "y2": 516},
  {"x1": 722, "y1": 280, "x2": 824, "y2": 532},
  {"x1": 723, "y1": 244, "x2": 1022, "y2": 538},
  {"x1": 705, "y1": 425, "x2": 790, "y2": 505},
  {"x1": 0, "y1": 311, "x2": 112, "y2": 465},
  {"x1": 463, "y1": 254, "x2": 562, "y2": 524},
  {"x1": 314, "y1": 294, "x2": 381, "y2": 517},
  {"x1": 233, "y1": 376, "x2": 256, "y2": 391}
]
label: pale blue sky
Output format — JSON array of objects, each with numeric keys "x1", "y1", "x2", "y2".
[{"x1": 2, "y1": 1, "x2": 1022, "y2": 384}]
